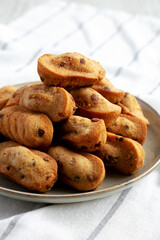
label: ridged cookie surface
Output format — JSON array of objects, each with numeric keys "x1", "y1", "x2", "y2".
[
  {"x1": 38, "y1": 52, "x2": 105, "y2": 88},
  {"x1": 0, "y1": 141, "x2": 58, "y2": 192},
  {"x1": 0, "y1": 105, "x2": 53, "y2": 148}
]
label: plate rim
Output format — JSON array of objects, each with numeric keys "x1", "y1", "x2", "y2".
[{"x1": 0, "y1": 82, "x2": 160, "y2": 203}]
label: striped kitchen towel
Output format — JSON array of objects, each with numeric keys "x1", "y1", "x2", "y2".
[{"x1": 0, "y1": 0, "x2": 160, "y2": 239}]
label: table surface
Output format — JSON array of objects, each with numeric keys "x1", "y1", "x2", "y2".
[{"x1": 0, "y1": 0, "x2": 160, "y2": 24}]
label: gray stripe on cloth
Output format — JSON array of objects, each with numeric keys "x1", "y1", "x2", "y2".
[
  {"x1": 0, "y1": 203, "x2": 48, "y2": 240},
  {"x1": 15, "y1": 48, "x2": 42, "y2": 72},
  {"x1": 86, "y1": 188, "x2": 131, "y2": 240},
  {"x1": 1, "y1": 3, "x2": 70, "y2": 50},
  {"x1": 14, "y1": 10, "x2": 99, "y2": 73},
  {"x1": 148, "y1": 82, "x2": 160, "y2": 95},
  {"x1": 89, "y1": 15, "x2": 135, "y2": 56},
  {"x1": 52, "y1": 9, "x2": 100, "y2": 48},
  {"x1": 114, "y1": 29, "x2": 160, "y2": 78}
]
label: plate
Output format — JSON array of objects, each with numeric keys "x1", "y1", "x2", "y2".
[{"x1": 0, "y1": 82, "x2": 160, "y2": 203}]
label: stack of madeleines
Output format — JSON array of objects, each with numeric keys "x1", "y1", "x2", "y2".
[{"x1": 0, "y1": 52, "x2": 149, "y2": 192}]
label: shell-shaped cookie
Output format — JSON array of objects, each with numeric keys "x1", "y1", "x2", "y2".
[
  {"x1": 0, "y1": 105, "x2": 53, "y2": 148},
  {"x1": 107, "y1": 114, "x2": 147, "y2": 144},
  {"x1": 95, "y1": 132, "x2": 145, "y2": 175},
  {"x1": 0, "y1": 85, "x2": 17, "y2": 110},
  {"x1": 38, "y1": 52, "x2": 105, "y2": 88},
  {"x1": 59, "y1": 115, "x2": 107, "y2": 152},
  {"x1": 0, "y1": 141, "x2": 58, "y2": 192},
  {"x1": 19, "y1": 84, "x2": 76, "y2": 122},
  {"x1": 118, "y1": 92, "x2": 149, "y2": 125},
  {"x1": 48, "y1": 145, "x2": 105, "y2": 191},
  {"x1": 71, "y1": 87, "x2": 121, "y2": 127},
  {"x1": 92, "y1": 77, "x2": 124, "y2": 104}
]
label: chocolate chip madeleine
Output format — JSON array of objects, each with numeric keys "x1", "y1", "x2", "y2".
[
  {"x1": 0, "y1": 105, "x2": 53, "y2": 148},
  {"x1": 71, "y1": 87, "x2": 121, "y2": 127},
  {"x1": 48, "y1": 145, "x2": 105, "y2": 191},
  {"x1": 59, "y1": 115, "x2": 107, "y2": 152},
  {"x1": 119, "y1": 92, "x2": 149, "y2": 125},
  {"x1": 0, "y1": 85, "x2": 17, "y2": 110},
  {"x1": 92, "y1": 77, "x2": 124, "y2": 104},
  {"x1": 95, "y1": 132, "x2": 145, "y2": 175},
  {"x1": 19, "y1": 84, "x2": 76, "y2": 122},
  {"x1": 38, "y1": 52, "x2": 105, "y2": 88},
  {"x1": 0, "y1": 141, "x2": 58, "y2": 192},
  {"x1": 107, "y1": 114, "x2": 147, "y2": 145}
]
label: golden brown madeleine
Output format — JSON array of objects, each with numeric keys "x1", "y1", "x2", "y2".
[
  {"x1": 71, "y1": 87, "x2": 121, "y2": 127},
  {"x1": 95, "y1": 132, "x2": 145, "y2": 175},
  {"x1": 59, "y1": 116, "x2": 107, "y2": 152},
  {"x1": 92, "y1": 77, "x2": 124, "y2": 104},
  {"x1": 38, "y1": 52, "x2": 105, "y2": 88},
  {"x1": 48, "y1": 145, "x2": 105, "y2": 191},
  {"x1": 6, "y1": 85, "x2": 29, "y2": 107},
  {"x1": 0, "y1": 141, "x2": 58, "y2": 192},
  {"x1": 19, "y1": 84, "x2": 76, "y2": 122},
  {"x1": 0, "y1": 105, "x2": 53, "y2": 148},
  {"x1": 107, "y1": 114, "x2": 147, "y2": 145},
  {"x1": 0, "y1": 85, "x2": 17, "y2": 110},
  {"x1": 119, "y1": 92, "x2": 149, "y2": 125}
]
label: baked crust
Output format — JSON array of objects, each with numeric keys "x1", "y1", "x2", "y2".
[
  {"x1": 59, "y1": 115, "x2": 107, "y2": 152},
  {"x1": 0, "y1": 105, "x2": 53, "y2": 148},
  {"x1": 48, "y1": 145, "x2": 105, "y2": 191},
  {"x1": 118, "y1": 92, "x2": 149, "y2": 125},
  {"x1": 92, "y1": 77, "x2": 124, "y2": 104},
  {"x1": 95, "y1": 132, "x2": 145, "y2": 175},
  {"x1": 19, "y1": 83, "x2": 76, "y2": 122},
  {"x1": 0, "y1": 141, "x2": 58, "y2": 192},
  {"x1": 107, "y1": 114, "x2": 147, "y2": 144},
  {"x1": 71, "y1": 87, "x2": 121, "y2": 127},
  {"x1": 0, "y1": 85, "x2": 17, "y2": 110},
  {"x1": 38, "y1": 52, "x2": 105, "y2": 88}
]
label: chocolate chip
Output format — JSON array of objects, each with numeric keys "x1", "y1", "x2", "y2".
[
  {"x1": 116, "y1": 137, "x2": 119, "y2": 141},
  {"x1": 46, "y1": 176, "x2": 50, "y2": 180},
  {"x1": 21, "y1": 174, "x2": 25, "y2": 179},
  {"x1": 87, "y1": 175, "x2": 94, "y2": 182},
  {"x1": 91, "y1": 94, "x2": 99, "y2": 101},
  {"x1": 40, "y1": 77, "x2": 44, "y2": 82},
  {"x1": 38, "y1": 129, "x2": 45, "y2": 137},
  {"x1": 125, "y1": 125, "x2": 129, "y2": 130},
  {"x1": 114, "y1": 99, "x2": 118, "y2": 104},
  {"x1": 0, "y1": 114, "x2": 4, "y2": 119},
  {"x1": 119, "y1": 137, "x2": 124, "y2": 142},
  {"x1": 81, "y1": 146, "x2": 88, "y2": 151},
  {"x1": 32, "y1": 161, "x2": 36, "y2": 166},
  {"x1": 60, "y1": 62, "x2": 65, "y2": 67},
  {"x1": 46, "y1": 185, "x2": 51, "y2": 190},
  {"x1": 74, "y1": 176, "x2": 80, "y2": 182},
  {"x1": 91, "y1": 118, "x2": 99, "y2": 122},
  {"x1": 80, "y1": 58, "x2": 85, "y2": 64},
  {"x1": 58, "y1": 113, "x2": 66, "y2": 117},
  {"x1": 43, "y1": 157, "x2": 49, "y2": 162},
  {"x1": 94, "y1": 141, "x2": 101, "y2": 147},
  {"x1": 104, "y1": 87, "x2": 110, "y2": 90},
  {"x1": 106, "y1": 155, "x2": 118, "y2": 164},
  {"x1": 7, "y1": 166, "x2": 10, "y2": 171}
]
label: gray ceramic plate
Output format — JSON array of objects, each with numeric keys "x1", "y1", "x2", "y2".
[{"x1": 0, "y1": 82, "x2": 160, "y2": 203}]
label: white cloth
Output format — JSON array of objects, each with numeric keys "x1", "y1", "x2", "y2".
[{"x1": 0, "y1": 0, "x2": 160, "y2": 239}]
